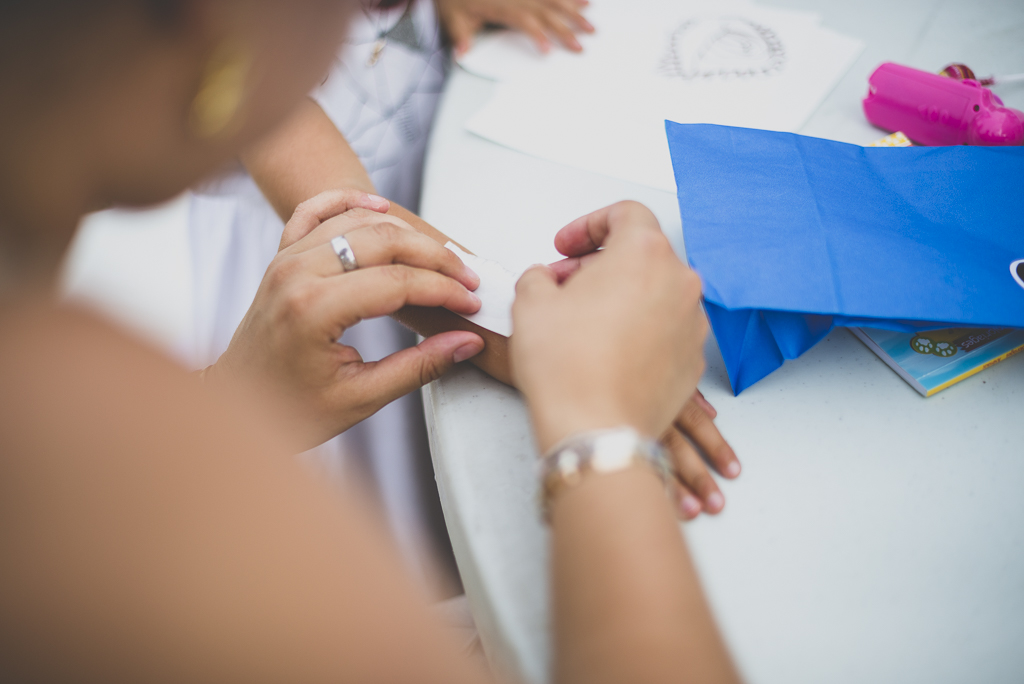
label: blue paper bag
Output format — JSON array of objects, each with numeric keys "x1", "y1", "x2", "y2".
[{"x1": 666, "y1": 122, "x2": 1024, "y2": 395}]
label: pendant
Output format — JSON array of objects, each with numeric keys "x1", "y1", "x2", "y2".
[{"x1": 367, "y1": 38, "x2": 387, "y2": 67}]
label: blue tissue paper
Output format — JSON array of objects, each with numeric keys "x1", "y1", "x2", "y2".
[{"x1": 666, "y1": 122, "x2": 1024, "y2": 395}]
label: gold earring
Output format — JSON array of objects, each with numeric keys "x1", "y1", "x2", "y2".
[{"x1": 189, "y1": 40, "x2": 252, "y2": 139}]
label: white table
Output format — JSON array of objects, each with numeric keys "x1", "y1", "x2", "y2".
[{"x1": 419, "y1": 2, "x2": 1024, "y2": 683}]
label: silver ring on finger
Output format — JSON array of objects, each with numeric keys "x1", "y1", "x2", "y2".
[{"x1": 331, "y1": 235, "x2": 358, "y2": 272}]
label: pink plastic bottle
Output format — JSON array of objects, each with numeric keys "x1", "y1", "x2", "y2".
[{"x1": 863, "y1": 62, "x2": 1024, "y2": 146}]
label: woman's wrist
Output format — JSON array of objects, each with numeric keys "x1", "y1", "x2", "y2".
[
  {"x1": 538, "y1": 426, "x2": 670, "y2": 522},
  {"x1": 195, "y1": 358, "x2": 232, "y2": 389},
  {"x1": 529, "y1": 400, "x2": 651, "y2": 454},
  {"x1": 194, "y1": 357, "x2": 250, "y2": 396}
]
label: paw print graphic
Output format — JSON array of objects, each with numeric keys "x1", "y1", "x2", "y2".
[
  {"x1": 911, "y1": 336, "x2": 934, "y2": 354},
  {"x1": 910, "y1": 329, "x2": 968, "y2": 358}
]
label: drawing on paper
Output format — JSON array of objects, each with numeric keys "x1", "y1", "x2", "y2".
[{"x1": 659, "y1": 17, "x2": 785, "y2": 80}]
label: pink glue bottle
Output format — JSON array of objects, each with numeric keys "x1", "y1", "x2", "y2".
[{"x1": 863, "y1": 62, "x2": 1024, "y2": 146}]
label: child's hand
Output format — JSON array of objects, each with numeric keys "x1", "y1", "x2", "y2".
[
  {"x1": 661, "y1": 389, "x2": 740, "y2": 520},
  {"x1": 436, "y1": 0, "x2": 594, "y2": 57}
]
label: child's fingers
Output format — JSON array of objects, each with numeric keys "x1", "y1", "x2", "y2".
[
  {"x1": 538, "y1": 9, "x2": 581, "y2": 51},
  {"x1": 546, "y1": 0, "x2": 594, "y2": 33},
  {"x1": 444, "y1": 10, "x2": 477, "y2": 57},
  {"x1": 662, "y1": 426, "x2": 726, "y2": 515},
  {"x1": 672, "y1": 480, "x2": 705, "y2": 521},
  {"x1": 509, "y1": 12, "x2": 552, "y2": 53},
  {"x1": 674, "y1": 396, "x2": 740, "y2": 479},
  {"x1": 692, "y1": 388, "x2": 718, "y2": 419}
]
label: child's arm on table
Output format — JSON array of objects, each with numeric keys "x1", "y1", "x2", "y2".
[{"x1": 241, "y1": 98, "x2": 513, "y2": 384}]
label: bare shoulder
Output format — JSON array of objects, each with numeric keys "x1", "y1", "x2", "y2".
[
  {"x1": 0, "y1": 301, "x2": 485, "y2": 684},
  {"x1": 0, "y1": 300, "x2": 290, "y2": 484},
  {"x1": 0, "y1": 301, "x2": 225, "y2": 437}
]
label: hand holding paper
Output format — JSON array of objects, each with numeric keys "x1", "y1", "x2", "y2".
[
  {"x1": 442, "y1": 204, "x2": 740, "y2": 516},
  {"x1": 509, "y1": 202, "x2": 741, "y2": 515}
]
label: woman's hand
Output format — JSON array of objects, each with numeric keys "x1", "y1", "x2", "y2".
[
  {"x1": 512, "y1": 201, "x2": 740, "y2": 518},
  {"x1": 212, "y1": 189, "x2": 485, "y2": 449},
  {"x1": 437, "y1": 0, "x2": 595, "y2": 56}
]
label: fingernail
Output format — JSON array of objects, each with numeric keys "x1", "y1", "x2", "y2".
[
  {"x1": 725, "y1": 461, "x2": 741, "y2": 478},
  {"x1": 468, "y1": 292, "x2": 482, "y2": 309},
  {"x1": 464, "y1": 265, "x2": 480, "y2": 285},
  {"x1": 366, "y1": 194, "x2": 389, "y2": 207},
  {"x1": 453, "y1": 342, "x2": 482, "y2": 363},
  {"x1": 681, "y1": 495, "x2": 702, "y2": 517},
  {"x1": 706, "y1": 492, "x2": 725, "y2": 513}
]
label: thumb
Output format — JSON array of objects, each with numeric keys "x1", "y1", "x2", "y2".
[
  {"x1": 514, "y1": 263, "x2": 559, "y2": 301},
  {"x1": 343, "y1": 330, "x2": 485, "y2": 414},
  {"x1": 280, "y1": 189, "x2": 390, "y2": 251}
]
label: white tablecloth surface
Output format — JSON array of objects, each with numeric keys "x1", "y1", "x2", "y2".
[{"x1": 420, "y1": 1, "x2": 1024, "y2": 682}]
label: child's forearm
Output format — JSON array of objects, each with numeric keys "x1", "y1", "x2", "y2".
[
  {"x1": 241, "y1": 98, "x2": 513, "y2": 385},
  {"x1": 242, "y1": 98, "x2": 377, "y2": 213}
]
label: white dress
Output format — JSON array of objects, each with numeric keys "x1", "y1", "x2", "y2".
[{"x1": 186, "y1": 0, "x2": 451, "y2": 586}]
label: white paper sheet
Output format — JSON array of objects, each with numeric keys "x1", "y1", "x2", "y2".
[
  {"x1": 445, "y1": 242, "x2": 519, "y2": 337},
  {"x1": 458, "y1": 0, "x2": 821, "y2": 83},
  {"x1": 463, "y1": 2, "x2": 862, "y2": 192}
]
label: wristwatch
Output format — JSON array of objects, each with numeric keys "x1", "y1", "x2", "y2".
[{"x1": 539, "y1": 427, "x2": 670, "y2": 523}]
